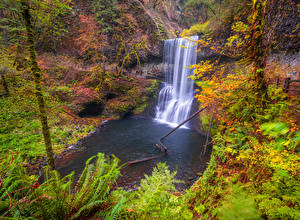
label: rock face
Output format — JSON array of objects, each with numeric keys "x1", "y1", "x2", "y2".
[
  {"x1": 113, "y1": 0, "x2": 183, "y2": 62},
  {"x1": 266, "y1": 0, "x2": 300, "y2": 53},
  {"x1": 37, "y1": 1, "x2": 186, "y2": 118},
  {"x1": 64, "y1": 0, "x2": 183, "y2": 65},
  {"x1": 108, "y1": 0, "x2": 184, "y2": 78},
  {"x1": 130, "y1": 58, "x2": 165, "y2": 80},
  {"x1": 266, "y1": 52, "x2": 300, "y2": 80}
]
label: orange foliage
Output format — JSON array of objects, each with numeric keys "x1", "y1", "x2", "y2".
[
  {"x1": 75, "y1": 14, "x2": 108, "y2": 62},
  {"x1": 191, "y1": 61, "x2": 252, "y2": 126}
]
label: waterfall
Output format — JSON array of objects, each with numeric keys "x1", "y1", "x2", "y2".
[{"x1": 155, "y1": 36, "x2": 198, "y2": 128}]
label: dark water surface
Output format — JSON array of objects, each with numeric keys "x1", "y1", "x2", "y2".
[{"x1": 58, "y1": 118, "x2": 211, "y2": 189}]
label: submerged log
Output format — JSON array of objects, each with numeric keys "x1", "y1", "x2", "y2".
[{"x1": 127, "y1": 154, "x2": 165, "y2": 165}]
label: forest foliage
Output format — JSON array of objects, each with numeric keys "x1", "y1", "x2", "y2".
[
  {"x1": 0, "y1": 0, "x2": 299, "y2": 219},
  {"x1": 183, "y1": 0, "x2": 300, "y2": 218}
]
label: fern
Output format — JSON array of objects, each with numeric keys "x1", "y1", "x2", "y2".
[
  {"x1": 1, "y1": 153, "x2": 121, "y2": 219},
  {"x1": 0, "y1": 153, "x2": 36, "y2": 217},
  {"x1": 105, "y1": 195, "x2": 127, "y2": 220},
  {"x1": 121, "y1": 162, "x2": 193, "y2": 219}
]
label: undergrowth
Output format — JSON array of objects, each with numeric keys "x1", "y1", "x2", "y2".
[
  {"x1": 185, "y1": 60, "x2": 300, "y2": 219},
  {"x1": 0, "y1": 152, "x2": 121, "y2": 219},
  {"x1": 115, "y1": 162, "x2": 193, "y2": 219},
  {"x1": 0, "y1": 92, "x2": 95, "y2": 159},
  {"x1": 0, "y1": 153, "x2": 195, "y2": 219}
]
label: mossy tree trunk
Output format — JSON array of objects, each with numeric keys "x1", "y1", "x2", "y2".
[
  {"x1": 21, "y1": 0, "x2": 55, "y2": 170},
  {"x1": 250, "y1": 0, "x2": 268, "y2": 106},
  {"x1": 0, "y1": 9, "x2": 9, "y2": 95},
  {"x1": 0, "y1": 9, "x2": 9, "y2": 49},
  {"x1": 1, "y1": 72, "x2": 9, "y2": 95}
]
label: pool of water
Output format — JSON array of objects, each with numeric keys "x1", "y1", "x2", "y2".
[{"x1": 58, "y1": 117, "x2": 211, "y2": 189}]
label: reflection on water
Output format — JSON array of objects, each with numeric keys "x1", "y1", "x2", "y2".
[{"x1": 58, "y1": 118, "x2": 211, "y2": 189}]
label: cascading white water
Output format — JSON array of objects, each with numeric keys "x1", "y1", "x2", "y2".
[{"x1": 155, "y1": 36, "x2": 198, "y2": 128}]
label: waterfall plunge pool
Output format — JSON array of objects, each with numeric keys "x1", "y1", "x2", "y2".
[
  {"x1": 58, "y1": 36, "x2": 209, "y2": 189},
  {"x1": 58, "y1": 117, "x2": 211, "y2": 190}
]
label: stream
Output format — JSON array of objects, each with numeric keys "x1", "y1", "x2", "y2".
[{"x1": 58, "y1": 117, "x2": 211, "y2": 189}]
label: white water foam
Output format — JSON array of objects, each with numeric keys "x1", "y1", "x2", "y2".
[{"x1": 155, "y1": 36, "x2": 198, "y2": 128}]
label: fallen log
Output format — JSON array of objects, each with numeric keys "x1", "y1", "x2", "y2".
[
  {"x1": 127, "y1": 107, "x2": 207, "y2": 166},
  {"x1": 155, "y1": 143, "x2": 168, "y2": 154},
  {"x1": 159, "y1": 107, "x2": 206, "y2": 148},
  {"x1": 127, "y1": 154, "x2": 165, "y2": 165}
]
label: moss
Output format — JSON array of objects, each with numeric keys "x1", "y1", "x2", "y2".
[
  {"x1": 152, "y1": 17, "x2": 168, "y2": 41},
  {"x1": 0, "y1": 93, "x2": 98, "y2": 159},
  {"x1": 132, "y1": 80, "x2": 160, "y2": 115},
  {"x1": 181, "y1": 20, "x2": 212, "y2": 37},
  {"x1": 133, "y1": 103, "x2": 148, "y2": 115},
  {"x1": 105, "y1": 100, "x2": 134, "y2": 115},
  {"x1": 146, "y1": 80, "x2": 160, "y2": 97}
]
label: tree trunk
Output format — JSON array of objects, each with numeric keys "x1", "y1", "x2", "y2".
[
  {"x1": 250, "y1": 0, "x2": 268, "y2": 105},
  {"x1": 1, "y1": 73, "x2": 9, "y2": 95},
  {"x1": 3, "y1": 29, "x2": 8, "y2": 49},
  {"x1": 21, "y1": 0, "x2": 56, "y2": 170},
  {"x1": 0, "y1": 9, "x2": 9, "y2": 49},
  {"x1": 0, "y1": 10, "x2": 9, "y2": 95},
  {"x1": 218, "y1": 0, "x2": 221, "y2": 23}
]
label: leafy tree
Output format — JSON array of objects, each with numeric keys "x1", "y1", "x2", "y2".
[
  {"x1": 31, "y1": 0, "x2": 72, "y2": 50},
  {"x1": 0, "y1": 0, "x2": 25, "y2": 48},
  {"x1": 76, "y1": 14, "x2": 108, "y2": 63},
  {"x1": 0, "y1": 0, "x2": 72, "y2": 167},
  {"x1": 0, "y1": 0, "x2": 72, "y2": 51},
  {"x1": 92, "y1": 0, "x2": 119, "y2": 34},
  {"x1": 116, "y1": 38, "x2": 147, "y2": 75}
]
